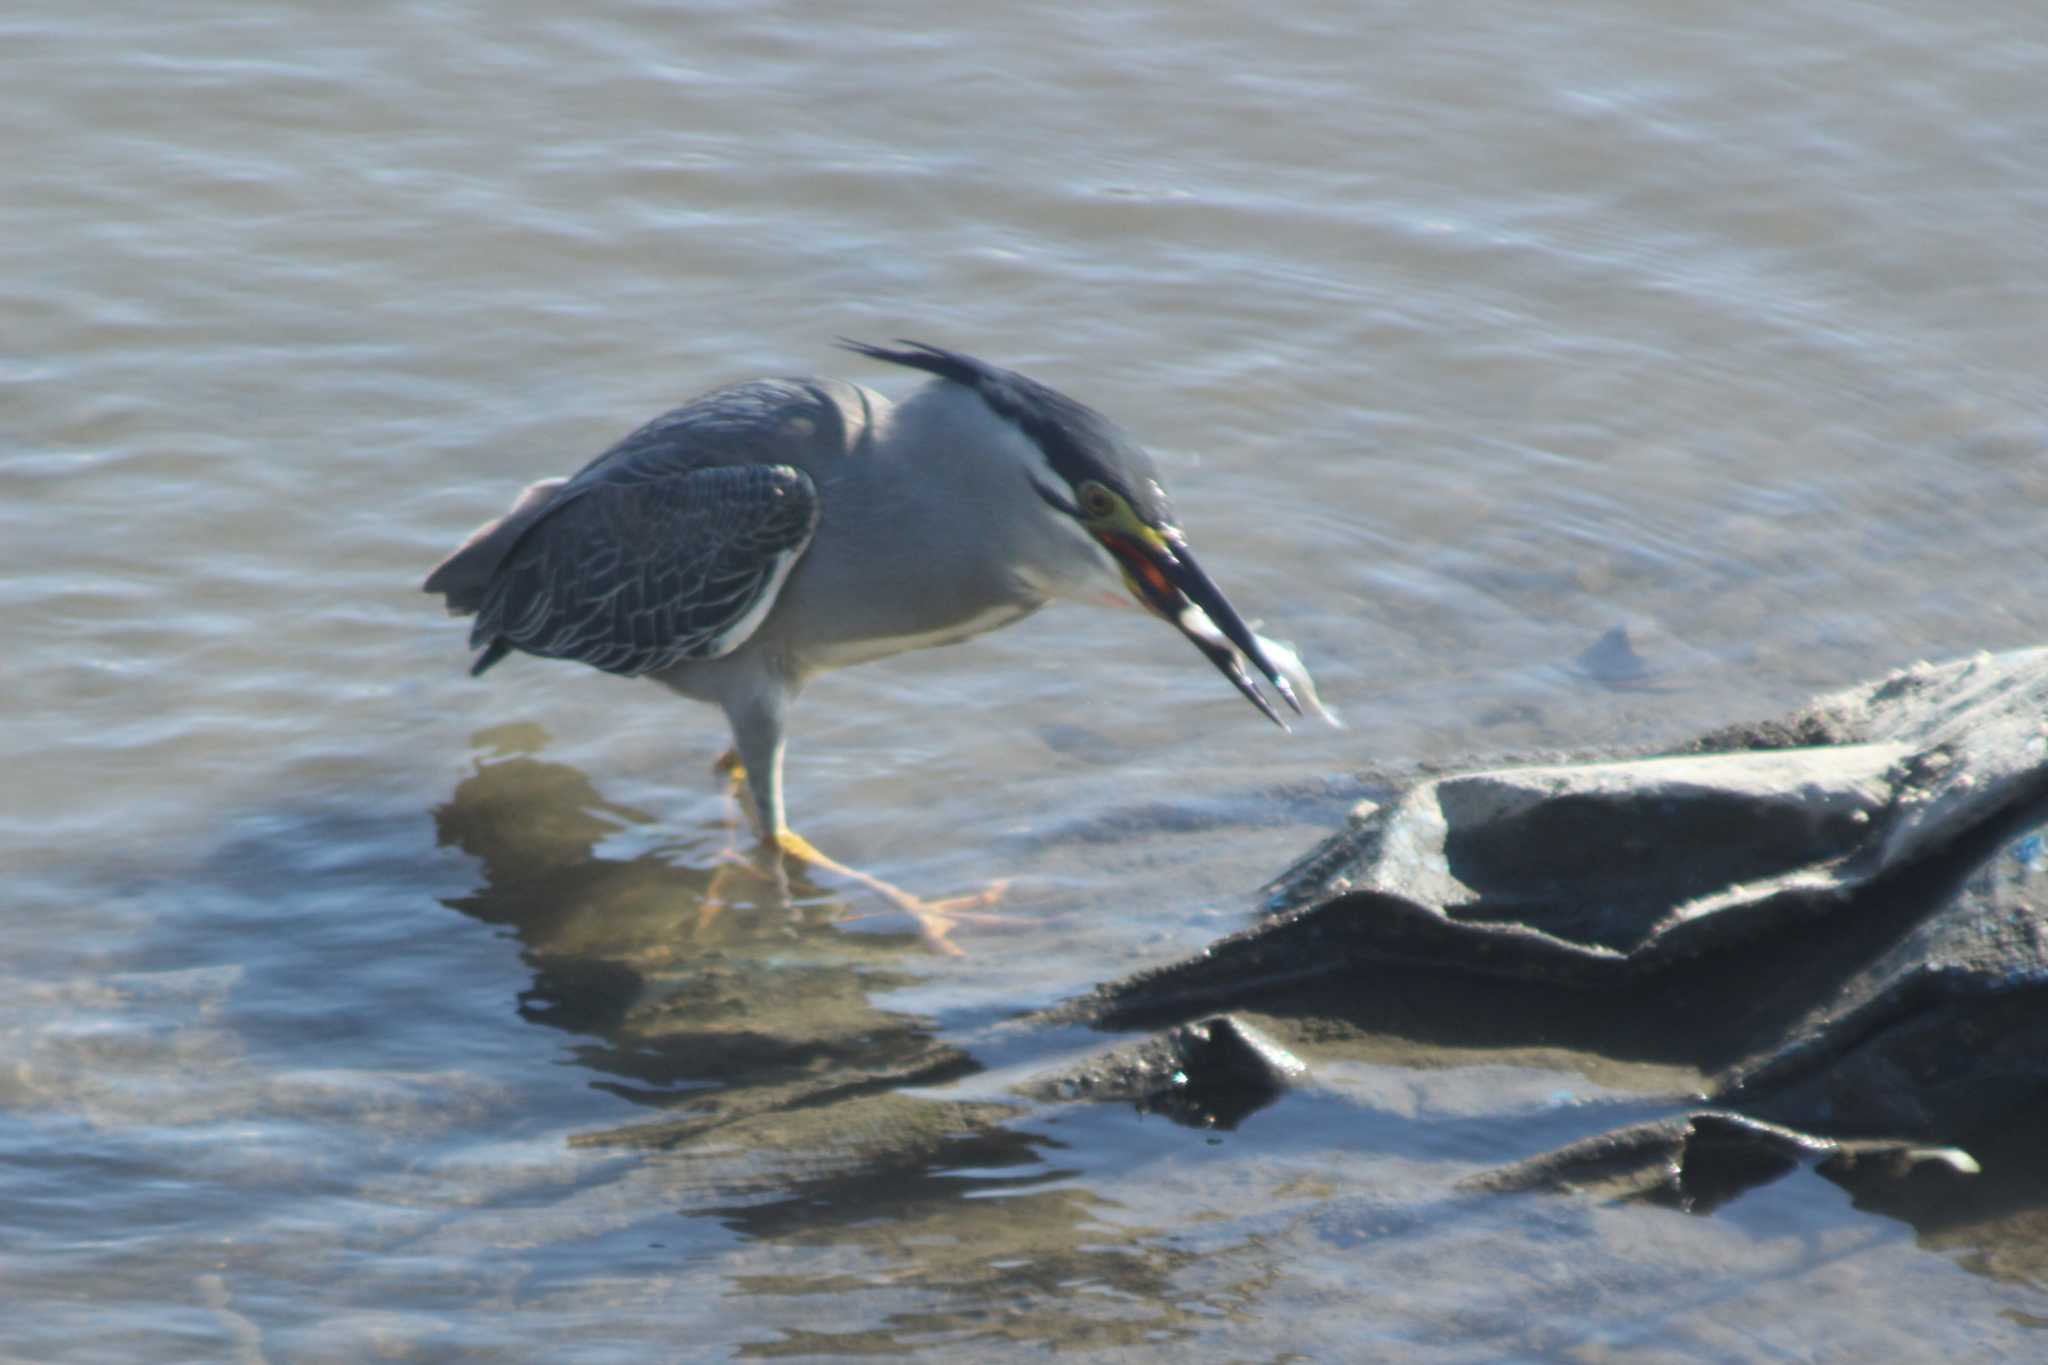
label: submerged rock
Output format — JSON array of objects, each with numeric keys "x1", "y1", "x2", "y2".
[{"x1": 1463, "y1": 1110, "x2": 1978, "y2": 1214}]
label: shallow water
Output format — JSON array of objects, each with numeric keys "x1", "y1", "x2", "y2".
[{"x1": 7, "y1": 0, "x2": 2048, "y2": 1357}]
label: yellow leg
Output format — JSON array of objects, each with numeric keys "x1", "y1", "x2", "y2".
[
  {"x1": 701, "y1": 748, "x2": 1009, "y2": 953},
  {"x1": 767, "y1": 828, "x2": 1008, "y2": 956}
]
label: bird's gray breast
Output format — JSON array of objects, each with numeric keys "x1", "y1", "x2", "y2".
[{"x1": 753, "y1": 387, "x2": 1081, "y2": 678}]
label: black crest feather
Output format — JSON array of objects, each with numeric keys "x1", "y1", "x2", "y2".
[{"x1": 838, "y1": 339, "x2": 1174, "y2": 525}]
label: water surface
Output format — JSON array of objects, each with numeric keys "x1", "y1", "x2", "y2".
[{"x1": 6, "y1": 0, "x2": 2048, "y2": 1357}]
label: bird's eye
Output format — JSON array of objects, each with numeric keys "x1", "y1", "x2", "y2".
[{"x1": 1077, "y1": 482, "x2": 1118, "y2": 518}]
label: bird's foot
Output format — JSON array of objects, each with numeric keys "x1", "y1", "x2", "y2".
[{"x1": 769, "y1": 830, "x2": 1011, "y2": 956}]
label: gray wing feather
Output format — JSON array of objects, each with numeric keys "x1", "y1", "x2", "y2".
[
  {"x1": 445, "y1": 378, "x2": 854, "y2": 678},
  {"x1": 471, "y1": 463, "x2": 818, "y2": 676}
]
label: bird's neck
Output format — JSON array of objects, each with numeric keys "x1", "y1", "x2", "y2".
[{"x1": 877, "y1": 384, "x2": 1112, "y2": 598}]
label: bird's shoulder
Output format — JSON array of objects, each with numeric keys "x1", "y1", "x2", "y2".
[{"x1": 567, "y1": 377, "x2": 883, "y2": 489}]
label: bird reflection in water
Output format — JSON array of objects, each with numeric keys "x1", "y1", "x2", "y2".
[{"x1": 431, "y1": 729, "x2": 957, "y2": 1108}]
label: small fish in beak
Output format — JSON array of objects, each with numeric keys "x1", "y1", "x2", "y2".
[
  {"x1": 1098, "y1": 525, "x2": 1330, "y2": 729},
  {"x1": 1175, "y1": 604, "x2": 1341, "y2": 729}
]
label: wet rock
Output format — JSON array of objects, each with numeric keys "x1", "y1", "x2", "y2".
[
  {"x1": 1465, "y1": 1110, "x2": 1978, "y2": 1214},
  {"x1": 1721, "y1": 815, "x2": 2048, "y2": 1136},
  {"x1": 1016, "y1": 1015, "x2": 1308, "y2": 1131},
  {"x1": 1257, "y1": 650, "x2": 2048, "y2": 974},
  {"x1": 1059, "y1": 648, "x2": 2048, "y2": 1191}
]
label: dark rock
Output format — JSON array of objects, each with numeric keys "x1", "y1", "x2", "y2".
[
  {"x1": 1466, "y1": 1110, "x2": 1978, "y2": 1214},
  {"x1": 1056, "y1": 649, "x2": 2048, "y2": 1197},
  {"x1": 1016, "y1": 1015, "x2": 1308, "y2": 1131}
]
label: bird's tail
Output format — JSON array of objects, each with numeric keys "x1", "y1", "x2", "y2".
[
  {"x1": 468, "y1": 638, "x2": 513, "y2": 676},
  {"x1": 422, "y1": 476, "x2": 568, "y2": 615}
]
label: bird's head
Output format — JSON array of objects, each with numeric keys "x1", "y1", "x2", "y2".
[{"x1": 840, "y1": 339, "x2": 1305, "y2": 728}]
